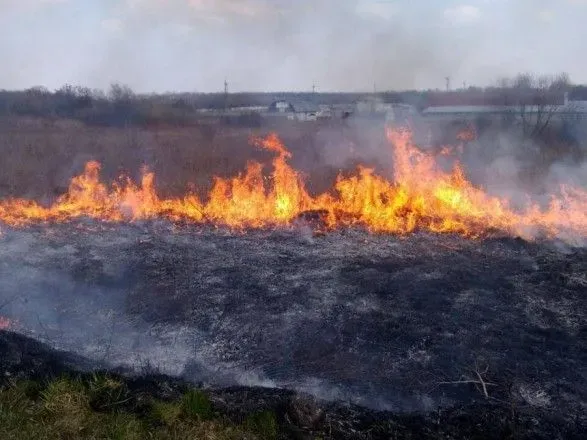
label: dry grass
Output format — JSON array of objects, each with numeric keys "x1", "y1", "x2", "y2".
[{"x1": 0, "y1": 116, "x2": 387, "y2": 203}]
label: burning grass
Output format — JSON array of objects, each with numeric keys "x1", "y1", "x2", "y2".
[
  {"x1": 0, "y1": 317, "x2": 12, "y2": 330},
  {"x1": 0, "y1": 127, "x2": 585, "y2": 243}
]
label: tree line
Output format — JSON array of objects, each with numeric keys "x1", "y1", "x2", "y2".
[{"x1": 0, "y1": 73, "x2": 585, "y2": 128}]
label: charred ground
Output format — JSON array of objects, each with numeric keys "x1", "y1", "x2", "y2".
[
  {"x1": 1, "y1": 331, "x2": 584, "y2": 440},
  {"x1": 0, "y1": 221, "x2": 585, "y2": 438}
]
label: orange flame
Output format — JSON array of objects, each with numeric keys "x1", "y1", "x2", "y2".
[
  {"x1": 456, "y1": 126, "x2": 476, "y2": 142},
  {"x1": 0, "y1": 128, "x2": 585, "y2": 243},
  {"x1": 0, "y1": 316, "x2": 12, "y2": 330}
]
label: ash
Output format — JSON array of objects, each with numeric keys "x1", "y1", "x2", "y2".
[{"x1": 0, "y1": 221, "x2": 585, "y2": 415}]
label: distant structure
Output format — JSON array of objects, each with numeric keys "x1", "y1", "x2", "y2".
[
  {"x1": 266, "y1": 98, "x2": 323, "y2": 121},
  {"x1": 354, "y1": 95, "x2": 417, "y2": 123},
  {"x1": 223, "y1": 79, "x2": 228, "y2": 110},
  {"x1": 355, "y1": 95, "x2": 385, "y2": 114},
  {"x1": 445, "y1": 76, "x2": 450, "y2": 92},
  {"x1": 420, "y1": 91, "x2": 587, "y2": 125}
]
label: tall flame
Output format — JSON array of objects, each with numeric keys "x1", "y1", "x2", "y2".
[{"x1": 0, "y1": 128, "x2": 585, "y2": 243}]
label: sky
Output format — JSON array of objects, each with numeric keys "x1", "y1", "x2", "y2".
[{"x1": 0, "y1": 0, "x2": 586, "y2": 93}]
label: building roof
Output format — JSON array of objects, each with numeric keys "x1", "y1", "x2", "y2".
[
  {"x1": 422, "y1": 105, "x2": 512, "y2": 114},
  {"x1": 426, "y1": 91, "x2": 565, "y2": 107},
  {"x1": 269, "y1": 99, "x2": 319, "y2": 113},
  {"x1": 565, "y1": 101, "x2": 587, "y2": 112},
  {"x1": 355, "y1": 96, "x2": 385, "y2": 104},
  {"x1": 422, "y1": 101, "x2": 587, "y2": 115}
]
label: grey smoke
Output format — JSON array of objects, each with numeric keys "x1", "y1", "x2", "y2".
[{"x1": 1, "y1": 0, "x2": 586, "y2": 92}]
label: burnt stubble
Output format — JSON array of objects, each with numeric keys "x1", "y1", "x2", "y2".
[{"x1": 0, "y1": 222, "x2": 585, "y2": 419}]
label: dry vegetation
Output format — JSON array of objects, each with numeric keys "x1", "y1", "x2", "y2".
[{"x1": 0, "y1": 116, "x2": 354, "y2": 201}]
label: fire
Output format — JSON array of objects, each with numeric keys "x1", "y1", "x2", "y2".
[
  {"x1": 456, "y1": 125, "x2": 476, "y2": 142},
  {"x1": 205, "y1": 133, "x2": 313, "y2": 228},
  {"x1": 0, "y1": 128, "x2": 585, "y2": 242},
  {"x1": 0, "y1": 316, "x2": 13, "y2": 330}
]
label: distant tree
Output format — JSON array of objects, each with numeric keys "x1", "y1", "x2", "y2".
[
  {"x1": 53, "y1": 84, "x2": 94, "y2": 117},
  {"x1": 10, "y1": 86, "x2": 52, "y2": 116},
  {"x1": 108, "y1": 83, "x2": 134, "y2": 104},
  {"x1": 570, "y1": 85, "x2": 587, "y2": 100},
  {"x1": 106, "y1": 83, "x2": 137, "y2": 126},
  {"x1": 549, "y1": 72, "x2": 571, "y2": 91},
  {"x1": 497, "y1": 72, "x2": 571, "y2": 137}
]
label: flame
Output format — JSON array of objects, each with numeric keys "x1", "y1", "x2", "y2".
[
  {"x1": 0, "y1": 316, "x2": 13, "y2": 330},
  {"x1": 0, "y1": 128, "x2": 585, "y2": 243},
  {"x1": 456, "y1": 126, "x2": 476, "y2": 142},
  {"x1": 205, "y1": 133, "x2": 313, "y2": 228}
]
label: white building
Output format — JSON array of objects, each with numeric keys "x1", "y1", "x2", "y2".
[
  {"x1": 421, "y1": 97, "x2": 587, "y2": 124},
  {"x1": 355, "y1": 96, "x2": 390, "y2": 114},
  {"x1": 266, "y1": 99, "x2": 321, "y2": 121},
  {"x1": 385, "y1": 103, "x2": 418, "y2": 122}
]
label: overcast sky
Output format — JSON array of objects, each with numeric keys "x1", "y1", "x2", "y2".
[{"x1": 0, "y1": 0, "x2": 585, "y2": 93}]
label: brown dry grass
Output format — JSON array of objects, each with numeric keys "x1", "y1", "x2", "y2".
[{"x1": 0, "y1": 116, "x2": 355, "y2": 202}]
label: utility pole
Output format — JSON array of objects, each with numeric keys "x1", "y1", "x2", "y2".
[
  {"x1": 312, "y1": 82, "x2": 316, "y2": 94},
  {"x1": 223, "y1": 78, "x2": 228, "y2": 112},
  {"x1": 445, "y1": 76, "x2": 450, "y2": 92}
]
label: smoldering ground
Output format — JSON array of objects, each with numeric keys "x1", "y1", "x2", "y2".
[{"x1": 0, "y1": 221, "x2": 586, "y2": 416}]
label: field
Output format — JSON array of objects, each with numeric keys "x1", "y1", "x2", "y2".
[
  {"x1": 0, "y1": 116, "x2": 586, "y2": 438},
  {"x1": 0, "y1": 116, "x2": 394, "y2": 201}
]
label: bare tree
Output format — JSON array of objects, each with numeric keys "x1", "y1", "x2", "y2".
[
  {"x1": 498, "y1": 72, "x2": 571, "y2": 138},
  {"x1": 108, "y1": 83, "x2": 134, "y2": 104}
]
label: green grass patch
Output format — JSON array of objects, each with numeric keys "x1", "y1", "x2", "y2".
[
  {"x1": 245, "y1": 410, "x2": 279, "y2": 440},
  {"x1": 181, "y1": 389, "x2": 213, "y2": 420},
  {"x1": 86, "y1": 372, "x2": 130, "y2": 411},
  {"x1": 0, "y1": 376, "x2": 263, "y2": 440}
]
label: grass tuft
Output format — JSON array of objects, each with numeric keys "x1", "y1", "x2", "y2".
[
  {"x1": 41, "y1": 377, "x2": 92, "y2": 435},
  {"x1": 244, "y1": 410, "x2": 279, "y2": 440},
  {"x1": 86, "y1": 372, "x2": 130, "y2": 411},
  {"x1": 181, "y1": 389, "x2": 213, "y2": 421},
  {"x1": 150, "y1": 400, "x2": 182, "y2": 426},
  {"x1": 100, "y1": 412, "x2": 145, "y2": 440}
]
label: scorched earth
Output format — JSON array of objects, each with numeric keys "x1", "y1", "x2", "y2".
[{"x1": 0, "y1": 221, "x2": 585, "y2": 419}]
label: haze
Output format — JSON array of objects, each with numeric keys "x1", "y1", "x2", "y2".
[{"x1": 0, "y1": 0, "x2": 586, "y2": 92}]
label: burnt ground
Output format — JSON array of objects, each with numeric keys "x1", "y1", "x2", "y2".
[{"x1": 0, "y1": 221, "x2": 586, "y2": 438}]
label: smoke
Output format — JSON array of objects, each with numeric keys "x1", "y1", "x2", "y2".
[
  {"x1": 0, "y1": 226, "x2": 386, "y2": 408},
  {"x1": 83, "y1": 1, "x2": 471, "y2": 93},
  {"x1": 460, "y1": 125, "x2": 587, "y2": 202},
  {"x1": 312, "y1": 118, "x2": 394, "y2": 174},
  {"x1": 6, "y1": 0, "x2": 587, "y2": 92},
  {"x1": 0, "y1": 230, "x2": 194, "y2": 376},
  {"x1": 0, "y1": 224, "x2": 439, "y2": 411}
]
